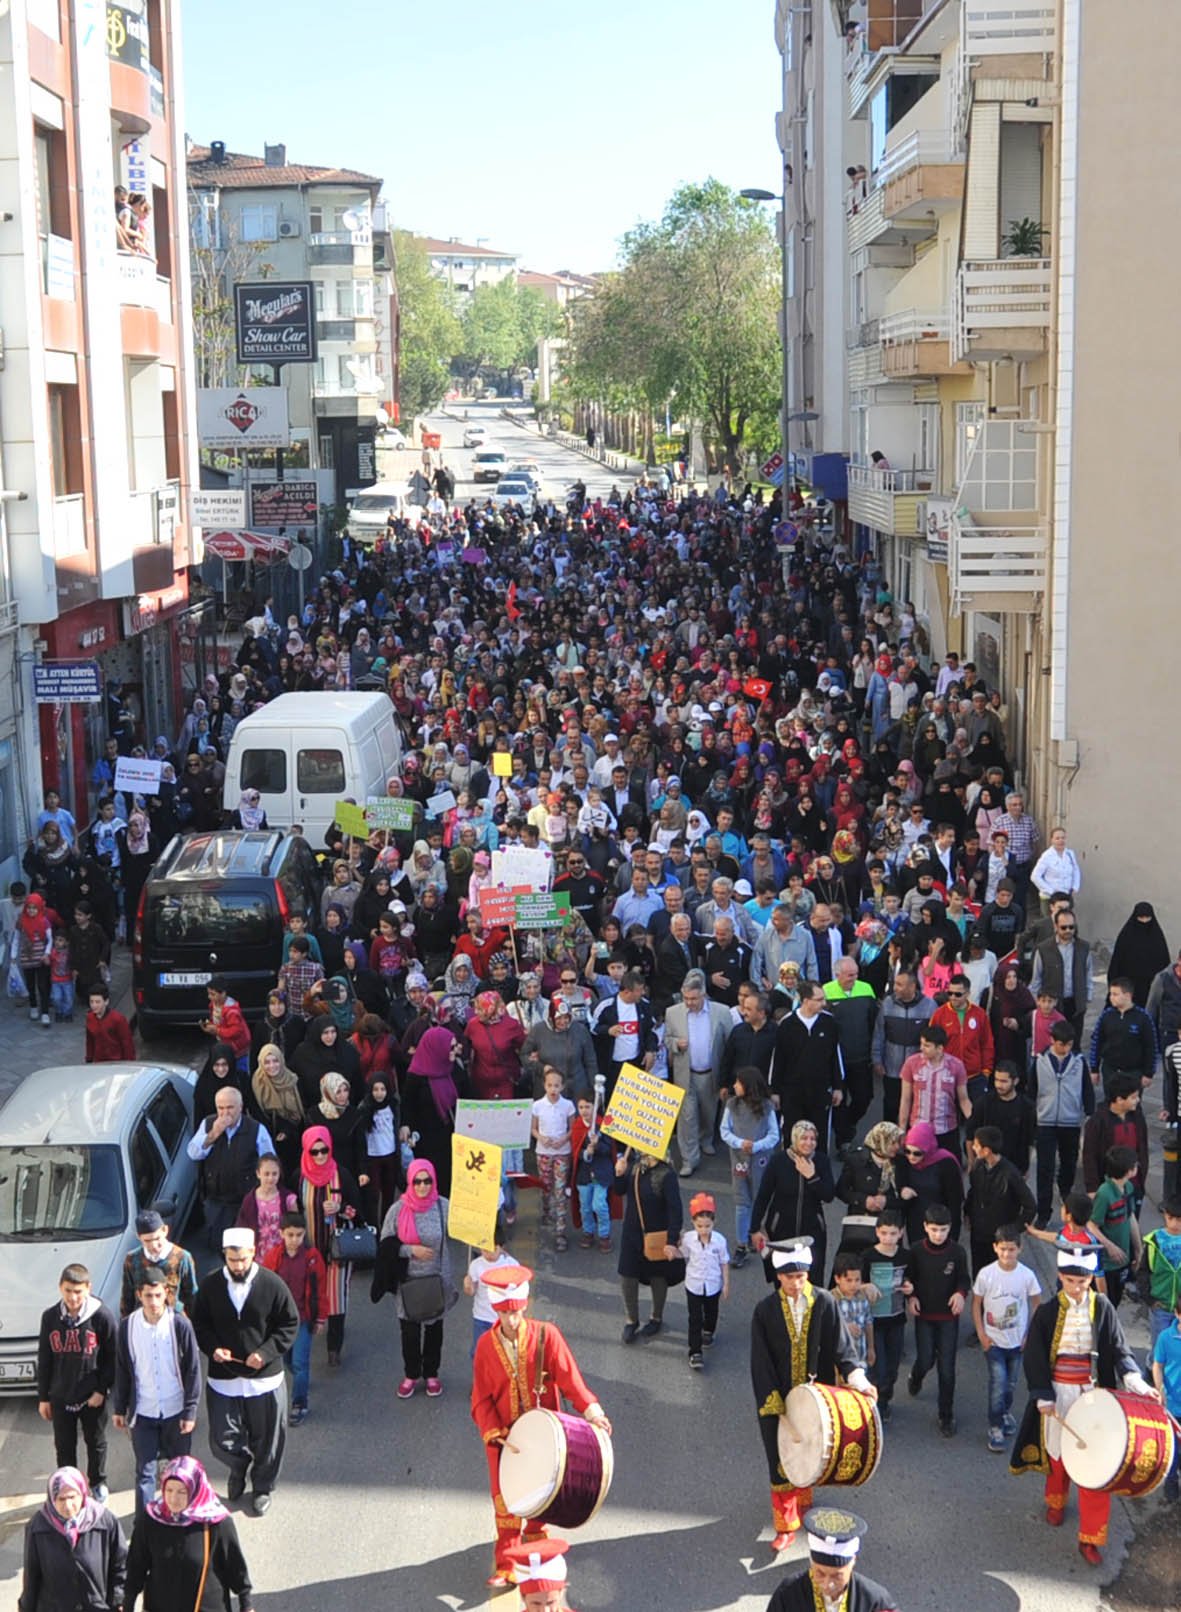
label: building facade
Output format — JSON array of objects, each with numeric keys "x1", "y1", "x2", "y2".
[
  {"x1": 187, "y1": 143, "x2": 395, "y2": 499},
  {"x1": 420, "y1": 237, "x2": 519, "y2": 295},
  {"x1": 0, "y1": 0, "x2": 199, "y2": 856}
]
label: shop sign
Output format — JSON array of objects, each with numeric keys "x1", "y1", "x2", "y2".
[
  {"x1": 234, "y1": 283, "x2": 316, "y2": 364},
  {"x1": 33, "y1": 661, "x2": 102, "y2": 704},
  {"x1": 191, "y1": 489, "x2": 247, "y2": 528},
  {"x1": 125, "y1": 581, "x2": 187, "y2": 636},
  {"x1": 197, "y1": 388, "x2": 290, "y2": 450},
  {"x1": 249, "y1": 480, "x2": 319, "y2": 530},
  {"x1": 106, "y1": 1, "x2": 148, "y2": 74}
]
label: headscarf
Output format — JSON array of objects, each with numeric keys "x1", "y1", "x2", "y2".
[
  {"x1": 323, "y1": 974, "x2": 355, "y2": 1033},
  {"x1": 474, "y1": 989, "x2": 503, "y2": 1022},
  {"x1": 408, "y1": 1025, "x2": 460, "y2": 1123},
  {"x1": 318, "y1": 1071, "x2": 351, "y2": 1120},
  {"x1": 125, "y1": 810, "x2": 152, "y2": 856},
  {"x1": 904, "y1": 1120, "x2": 960, "y2": 1170},
  {"x1": 300, "y1": 1123, "x2": 338, "y2": 1189},
  {"x1": 252, "y1": 1047, "x2": 303, "y2": 1126},
  {"x1": 146, "y1": 1456, "x2": 229, "y2": 1527},
  {"x1": 863, "y1": 1121, "x2": 903, "y2": 1192},
  {"x1": 396, "y1": 1155, "x2": 440, "y2": 1243},
  {"x1": 236, "y1": 788, "x2": 265, "y2": 830},
  {"x1": 41, "y1": 1468, "x2": 104, "y2": 1545},
  {"x1": 18, "y1": 893, "x2": 51, "y2": 941}
]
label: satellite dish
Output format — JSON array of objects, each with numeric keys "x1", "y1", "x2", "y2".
[{"x1": 288, "y1": 541, "x2": 313, "y2": 572}]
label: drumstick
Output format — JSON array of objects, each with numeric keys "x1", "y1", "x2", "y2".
[
  {"x1": 1044, "y1": 1408, "x2": 1087, "y2": 1449},
  {"x1": 503, "y1": 1440, "x2": 520, "y2": 1455}
]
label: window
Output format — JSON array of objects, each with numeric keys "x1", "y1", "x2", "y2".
[
  {"x1": 318, "y1": 433, "x2": 335, "y2": 468},
  {"x1": 48, "y1": 385, "x2": 83, "y2": 497},
  {"x1": 34, "y1": 124, "x2": 71, "y2": 294},
  {"x1": 0, "y1": 1145, "x2": 126, "y2": 1237},
  {"x1": 152, "y1": 184, "x2": 171, "y2": 278},
  {"x1": 335, "y1": 280, "x2": 355, "y2": 317},
  {"x1": 192, "y1": 192, "x2": 220, "y2": 250},
  {"x1": 147, "y1": 891, "x2": 273, "y2": 946},
  {"x1": 333, "y1": 206, "x2": 350, "y2": 231},
  {"x1": 313, "y1": 281, "x2": 326, "y2": 314},
  {"x1": 955, "y1": 401, "x2": 986, "y2": 485},
  {"x1": 786, "y1": 227, "x2": 796, "y2": 301},
  {"x1": 297, "y1": 748, "x2": 345, "y2": 793},
  {"x1": 309, "y1": 205, "x2": 324, "y2": 234},
  {"x1": 146, "y1": 1083, "x2": 187, "y2": 1159},
  {"x1": 337, "y1": 355, "x2": 354, "y2": 390},
  {"x1": 240, "y1": 205, "x2": 277, "y2": 242},
  {"x1": 241, "y1": 747, "x2": 286, "y2": 792},
  {"x1": 129, "y1": 1118, "x2": 165, "y2": 1211}
]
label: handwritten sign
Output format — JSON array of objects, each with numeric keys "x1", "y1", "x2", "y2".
[
  {"x1": 365, "y1": 797, "x2": 418, "y2": 831},
  {"x1": 455, "y1": 1099, "x2": 534, "y2": 1149},
  {"x1": 491, "y1": 751, "x2": 513, "y2": 777},
  {"x1": 461, "y1": 546, "x2": 487, "y2": 565},
  {"x1": 512, "y1": 891, "x2": 571, "y2": 929},
  {"x1": 601, "y1": 1062, "x2": 683, "y2": 1162},
  {"x1": 491, "y1": 846, "x2": 552, "y2": 893},
  {"x1": 114, "y1": 756, "x2": 163, "y2": 795},
  {"x1": 478, "y1": 888, "x2": 520, "y2": 926},
  {"x1": 449, "y1": 1134, "x2": 504, "y2": 1249},
  {"x1": 426, "y1": 790, "x2": 457, "y2": 818},
  {"x1": 334, "y1": 801, "x2": 369, "y2": 838}
]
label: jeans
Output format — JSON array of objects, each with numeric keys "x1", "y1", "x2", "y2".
[
  {"x1": 50, "y1": 979, "x2": 75, "y2": 1017},
  {"x1": 913, "y1": 1317, "x2": 959, "y2": 1419},
  {"x1": 578, "y1": 1181, "x2": 611, "y2": 1240},
  {"x1": 129, "y1": 1414, "x2": 191, "y2": 1514},
  {"x1": 285, "y1": 1320, "x2": 314, "y2": 1407},
  {"x1": 1035, "y1": 1125, "x2": 1080, "y2": 1220},
  {"x1": 984, "y1": 1343, "x2": 1023, "y2": 1428},
  {"x1": 870, "y1": 1315, "x2": 906, "y2": 1405},
  {"x1": 472, "y1": 1317, "x2": 493, "y2": 1358},
  {"x1": 686, "y1": 1290, "x2": 720, "y2": 1355}
]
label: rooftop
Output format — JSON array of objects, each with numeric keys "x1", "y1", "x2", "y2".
[
  {"x1": 418, "y1": 236, "x2": 518, "y2": 259},
  {"x1": 187, "y1": 145, "x2": 382, "y2": 192}
]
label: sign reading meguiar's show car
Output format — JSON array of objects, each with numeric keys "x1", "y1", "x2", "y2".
[
  {"x1": 234, "y1": 283, "x2": 317, "y2": 364},
  {"x1": 197, "y1": 388, "x2": 290, "y2": 450}
]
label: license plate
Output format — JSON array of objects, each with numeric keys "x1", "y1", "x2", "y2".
[
  {"x1": 160, "y1": 971, "x2": 211, "y2": 987},
  {"x1": 0, "y1": 1362, "x2": 35, "y2": 1380}
]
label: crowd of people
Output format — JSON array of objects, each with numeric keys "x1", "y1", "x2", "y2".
[{"x1": 16, "y1": 463, "x2": 1181, "y2": 1612}]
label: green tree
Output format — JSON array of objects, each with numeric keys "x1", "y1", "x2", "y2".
[
  {"x1": 515, "y1": 285, "x2": 564, "y2": 365},
  {"x1": 460, "y1": 278, "x2": 521, "y2": 372},
  {"x1": 394, "y1": 230, "x2": 463, "y2": 417}
]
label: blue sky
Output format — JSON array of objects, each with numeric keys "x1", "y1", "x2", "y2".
[{"x1": 182, "y1": 0, "x2": 782, "y2": 273}]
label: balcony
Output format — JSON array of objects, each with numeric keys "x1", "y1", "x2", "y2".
[
  {"x1": 847, "y1": 186, "x2": 934, "y2": 252},
  {"x1": 879, "y1": 131, "x2": 964, "y2": 221},
  {"x1": 847, "y1": 465, "x2": 933, "y2": 536},
  {"x1": 117, "y1": 253, "x2": 171, "y2": 318},
  {"x1": 879, "y1": 310, "x2": 972, "y2": 378},
  {"x1": 845, "y1": 1, "x2": 930, "y2": 118},
  {"x1": 953, "y1": 257, "x2": 1052, "y2": 360},
  {"x1": 316, "y1": 315, "x2": 376, "y2": 347},
  {"x1": 53, "y1": 495, "x2": 86, "y2": 560},
  {"x1": 963, "y1": 0, "x2": 1056, "y2": 56},
  {"x1": 308, "y1": 229, "x2": 372, "y2": 267},
  {"x1": 848, "y1": 343, "x2": 886, "y2": 391},
  {"x1": 949, "y1": 511, "x2": 1047, "y2": 613}
]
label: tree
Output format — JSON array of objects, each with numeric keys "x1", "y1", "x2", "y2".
[
  {"x1": 187, "y1": 194, "x2": 275, "y2": 389},
  {"x1": 394, "y1": 230, "x2": 463, "y2": 418},
  {"x1": 515, "y1": 286, "x2": 564, "y2": 366},
  {"x1": 456, "y1": 280, "x2": 565, "y2": 376}
]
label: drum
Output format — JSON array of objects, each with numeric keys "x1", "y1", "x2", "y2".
[
  {"x1": 1061, "y1": 1389, "x2": 1175, "y2": 1498},
  {"x1": 779, "y1": 1383, "x2": 882, "y2": 1489},
  {"x1": 499, "y1": 1408, "x2": 614, "y2": 1527}
]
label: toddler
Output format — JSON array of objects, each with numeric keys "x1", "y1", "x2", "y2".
[{"x1": 49, "y1": 930, "x2": 75, "y2": 1021}]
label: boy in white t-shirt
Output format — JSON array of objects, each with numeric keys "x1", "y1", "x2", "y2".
[
  {"x1": 971, "y1": 1223, "x2": 1042, "y2": 1452},
  {"x1": 678, "y1": 1192, "x2": 730, "y2": 1370},
  {"x1": 464, "y1": 1229, "x2": 515, "y2": 1359},
  {"x1": 531, "y1": 1067, "x2": 577, "y2": 1252}
]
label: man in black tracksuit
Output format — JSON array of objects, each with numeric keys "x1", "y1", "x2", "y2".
[
  {"x1": 771, "y1": 981, "x2": 845, "y2": 1143},
  {"x1": 37, "y1": 1263, "x2": 118, "y2": 1494}
]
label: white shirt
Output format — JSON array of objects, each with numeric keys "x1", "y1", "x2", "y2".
[
  {"x1": 596, "y1": 998, "x2": 639, "y2": 1063},
  {"x1": 186, "y1": 1116, "x2": 275, "y2": 1163},
  {"x1": 532, "y1": 1094, "x2": 576, "y2": 1155},
  {"x1": 1031, "y1": 845, "x2": 1082, "y2": 897},
  {"x1": 679, "y1": 1227, "x2": 729, "y2": 1295},
  {"x1": 972, "y1": 1260, "x2": 1041, "y2": 1350},
  {"x1": 685, "y1": 1004, "x2": 714, "y2": 1071},
  {"x1": 127, "y1": 1308, "x2": 185, "y2": 1421},
  {"x1": 468, "y1": 1251, "x2": 517, "y2": 1324},
  {"x1": 209, "y1": 1265, "x2": 283, "y2": 1398}
]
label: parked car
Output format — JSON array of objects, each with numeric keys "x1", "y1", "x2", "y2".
[
  {"x1": 345, "y1": 481, "x2": 411, "y2": 545},
  {"x1": 473, "y1": 450, "x2": 508, "y2": 483},
  {"x1": 490, "y1": 477, "x2": 536, "y2": 509},
  {"x1": 0, "y1": 1062, "x2": 198, "y2": 1392},
  {"x1": 133, "y1": 830, "x2": 323, "y2": 1038},
  {"x1": 462, "y1": 425, "x2": 488, "y2": 448},
  {"x1": 377, "y1": 425, "x2": 407, "y2": 448}
]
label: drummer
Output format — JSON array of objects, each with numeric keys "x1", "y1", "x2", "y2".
[
  {"x1": 750, "y1": 1238, "x2": 877, "y2": 1550},
  {"x1": 1010, "y1": 1240, "x2": 1159, "y2": 1565},
  {"x1": 766, "y1": 1508, "x2": 898, "y2": 1612},
  {"x1": 471, "y1": 1264, "x2": 612, "y2": 1589},
  {"x1": 504, "y1": 1537, "x2": 575, "y2": 1611}
]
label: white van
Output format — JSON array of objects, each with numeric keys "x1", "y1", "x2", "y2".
[
  {"x1": 346, "y1": 481, "x2": 411, "y2": 545},
  {"x1": 222, "y1": 692, "x2": 403, "y2": 842}
]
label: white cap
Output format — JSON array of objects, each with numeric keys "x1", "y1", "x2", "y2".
[
  {"x1": 222, "y1": 1228, "x2": 255, "y2": 1250},
  {"x1": 1057, "y1": 1245, "x2": 1099, "y2": 1273},
  {"x1": 771, "y1": 1239, "x2": 814, "y2": 1271},
  {"x1": 806, "y1": 1531, "x2": 861, "y2": 1561}
]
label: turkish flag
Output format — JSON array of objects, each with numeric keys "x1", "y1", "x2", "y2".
[{"x1": 743, "y1": 677, "x2": 772, "y2": 701}]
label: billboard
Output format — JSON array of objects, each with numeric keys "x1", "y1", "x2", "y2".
[
  {"x1": 234, "y1": 281, "x2": 317, "y2": 364},
  {"x1": 197, "y1": 388, "x2": 290, "y2": 449}
]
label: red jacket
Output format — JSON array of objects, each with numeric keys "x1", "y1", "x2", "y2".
[
  {"x1": 464, "y1": 1013, "x2": 525, "y2": 1100},
  {"x1": 262, "y1": 1242, "x2": 330, "y2": 1324},
  {"x1": 85, "y1": 1008, "x2": 135, "y2": 1063},
  {"x1": 931, "y1": 1001, "x2": 995, "y2": 1080},
  {"x1": 209, "y1": 996, "x2": 251, "y2": 1058},
  {"x1": 453, "y1": 926, "x2": 511, "y2": 979}
]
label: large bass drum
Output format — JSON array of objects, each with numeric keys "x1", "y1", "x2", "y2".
[
  {"x1": 779, "y1": 1383, "x2": 882, "y2": 1489},
  {"x1": 498, "y1": 1408, "x2": 614, "y2": 1527},
  {"x1": 1061, "y1": 1389, "x2": 1175, "y2": 1497}
]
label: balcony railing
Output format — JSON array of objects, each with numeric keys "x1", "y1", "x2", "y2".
[
  {"x1": 848, "y1": 464, "x2": 933, "y2": 536},
  {"x1": 963, "y1": 0, "x2": 1056, "y2": 55},
  {"x1": 876, "y1": 129, "x2": 960, "y2": 186},
  {"x1": 846, "y1": 318, "x2": 881, "y2": 351},
  {"x1": 954, "y1": 257, "x2": 1052, "y2": 360},
  {"x1": 880, "y1": 309, "x2": 969, "y2": 377},
  {"x1": 949, "y1": 511, "x2": 1048, "y2": 613},
  {"x1": 53, "y1": 495, "x2": 86, "y2": 560},
  {"x1": 848, "y1": 345, "x2": 886, "y2": 390},
  {"x1": 880, "y1": 310, "x2": 950, "y2": 344},
  {"x1": 308, "y1": 229, "x2": 372, "y2": 247}
]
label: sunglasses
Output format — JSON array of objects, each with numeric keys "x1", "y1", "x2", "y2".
[
  {"x1": 309, "y1": 1146, "x2": 330, "y2": 1157},
  {"x1": 1058, "y1": 925, "x2": 1076, "y2": 933},
  {"x1": 904, "y1": 1147, "x2": 924, "y2": 1157},
  {"x1": 413, "y1": 1175, "x2": 433, "y2": 1185}
]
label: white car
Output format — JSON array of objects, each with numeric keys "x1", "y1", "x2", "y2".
[
  {"x1": 508, "y1": 462, "x2": 545, "y2": 497},
  {"x1": 378, "y1": 426, "x2": 407, "y2": 449},
  {"x1": 463, "y1": 425, "x2": 488, "y2": 448},
  {"x1": 0, "y1": 1062, "x2": 199, "y2": 1392},
  {"x1": 473, "y1": 450, "x2": 509, "y2": 483},
  {"x1": 491, "y1": 477, "x2": 536, "y2": 508}
]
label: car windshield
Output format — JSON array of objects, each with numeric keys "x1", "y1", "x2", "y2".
[
  {"x1": 351, "y1": 495, "x2": 399, "y2": 514},
  {"x1": 0, "y1": 1145, "x2": 127, "y2": 1239},
  {"x1": 499, "y1": 482, "x2": 530, "y2": 496}
]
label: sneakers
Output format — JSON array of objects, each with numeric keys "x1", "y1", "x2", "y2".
[
  {"x1": 938, "y1": 1415, "x2": 957, "y2": 1438},
  {"x1": 425, "y1": 1377, "x2": 443, "y2": 1397},
  {"x1": 598, "y1": 1237, "x2": 612, "y2": 1252},
  {"x1": 92, "y1": 1484, "x2": 109, "y2": 1504},
  {"x1": 326, "y1": 1349, "x2": 341, "y2": 1368},
  {"x1": 396, "y1": 1378, "x2": 418, "y2": 1399},
  {"x1": 770, "y1": 1531, "x2": 793, "y2": 1552},
  {"x1": 879, "y1": 1400, "x2": 892, "y2": 1423},
  {"x1": 732, "y1": 1245, "x2": 748, "y2": 1269},
  {"x1": 907, "y1": 1369, "x2": 922, "y2": 1398},
  {"x1": 678, "y1": 1163, "x2": 694, "y2": 1178},
  {"x1": 579, "y1": 1233, "x2": 594, "y2": 1249},
  {"x1": 28, "y1": 1007, "x2": 38, "y2": 1022},
  {"x1": 622, "y1": 1322, "x2": 639, "y2": 1344},
  {"x1": 688, "y1": 1352, "x2": 704, "y2": 1369},
  {"x1": 703, "y1": 1331, "x2": 715, "y2": 1348},
  {"x1": 639, "y1": 1318, "x2": 663, "y2": 1338},
  {"x1": 288, "y1": 1405, "x2": 308, "y2": 1427},
  {"x1": 987, "y1": 1427, "x2": 1006, "y2": 1453},
  {"x1": 40, "y1": 1012, "x2": 50, "y2": 1026},
  {"x1": 252, "y1": 1492, "x2": 271, "y2": 1517}
]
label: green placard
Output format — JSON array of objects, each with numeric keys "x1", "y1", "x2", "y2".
[
  {"x1": 365, "y1": 797, "x2": 418, "y2": 831},
  {"x1": 512, "y1": 891, "x2": 571, "y2": 928}
]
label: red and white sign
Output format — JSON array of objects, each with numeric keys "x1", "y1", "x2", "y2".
[
  {"x1": 760, "y1": 451, "x2": 784, "y2": 480},
  {"x1": 197, "y1": 387, "x2": 290, "y2": 449},
  {"x1": 203, "y1": 530, "x2": 280, "y2": 562}
]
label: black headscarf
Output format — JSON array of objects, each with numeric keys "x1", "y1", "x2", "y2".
[{"x1": 1108, "y1": 902, "x2": 1170, "y2": 1005}]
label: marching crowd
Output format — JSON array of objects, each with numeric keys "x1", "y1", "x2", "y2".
[{"x1": 17, "y1": 461, "x2": 1181, "y2": 1612}]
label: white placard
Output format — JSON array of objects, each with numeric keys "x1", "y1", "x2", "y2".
[
  {"x1": 425, "y1": 790, "x2": 457, "y2": 817},
  {"x1": 454, "y1": 1099, "x2": 534, "y2": 1149},
  {"x1": 491, "y1": 846, "x2": 552, "y2": 892},
  {"x1": 113, "y1": 756, "x2": 163, "y2": 795}
]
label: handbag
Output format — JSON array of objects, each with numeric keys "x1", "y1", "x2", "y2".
[
  {"x1": 635, "y1": 1170, "x2": 669, "y2": 1261},
  {"x1": 400, "y1": 1273, "x2": 446, "y2": 1322},
  {"x1": 331, "y1": 1223, "x2": 377, "y2": 1264}
]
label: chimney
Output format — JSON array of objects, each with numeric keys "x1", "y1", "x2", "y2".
[
  {"x1": 264, "y1": 143, "x2": 287, "y2": 168},
  {"x1": 210, "y1": 140, "x2": 226, "y2": 165}
]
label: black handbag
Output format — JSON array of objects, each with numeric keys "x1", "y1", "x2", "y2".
[
  {"x1": 330, "y1": 1223, "x2": 377, "y2": 1264},
  {"x1": 400, "y1": 1273, "x2": 446, "y2": 1322}
]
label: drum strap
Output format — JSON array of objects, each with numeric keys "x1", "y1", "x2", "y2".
[{"x1": 533, "y1": 1322, "x2": 548, "y2": 1407}]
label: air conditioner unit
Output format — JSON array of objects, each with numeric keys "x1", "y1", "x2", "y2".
[{"x1": 278, "y1": 220, "x2": 300, "y2": 238}]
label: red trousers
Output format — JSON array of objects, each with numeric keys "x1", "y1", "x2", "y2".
[
  {"x1": 486, "y1": 1445, "x2": 547, "y2": 1574},
  {"x1": 1045, "y1": 1455, "x2": 1111, "y2": 1546},
  {"x1": 771, "y1": 1482, "x2": 813, "y2": 1534}
]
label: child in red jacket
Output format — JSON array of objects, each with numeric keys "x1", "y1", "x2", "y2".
[
  {"x1": 262, "y1": 1212, "x2": 329, "y2": 1424},
  {"x1": 85, "y1": 984, "x2": 135, "y2": 1063}
]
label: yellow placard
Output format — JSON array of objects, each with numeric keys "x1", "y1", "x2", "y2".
[
  {"x1": 600, "y1": 1062, "x2": 684, "y2": 1161},
  {"x1": 491, "y1": 751, "x2": 513, "y2": 777},
  {"x1": 449, "y1": 1134, "x2": 504, "y2": 1249},
  {"x1": 334, "y1": 800, "x2": 369, "y2": 838}
]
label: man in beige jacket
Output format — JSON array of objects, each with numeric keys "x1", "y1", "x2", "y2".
[{"x1": 663, "y1": 969, "x2": 733, "y2": 1178}]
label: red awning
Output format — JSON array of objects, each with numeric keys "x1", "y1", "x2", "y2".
[{"x1": 203, "y1": 530, "x2": 281, "y2": 561}]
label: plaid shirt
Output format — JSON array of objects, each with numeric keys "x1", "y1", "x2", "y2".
[
  {"x1": 279, "y1": 958, "x2": 324, "y2": 1016},
  {"x1": 1002, "y1": 811, "x2": 1040, "y2": 863}
]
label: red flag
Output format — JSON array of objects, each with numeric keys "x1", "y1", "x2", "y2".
[
  {"x1": 743, "y1": 677, "x2": 772, "y2": 701},
  {"x1": 506, "y1": 581, "x2": 521, "y2": 621}
]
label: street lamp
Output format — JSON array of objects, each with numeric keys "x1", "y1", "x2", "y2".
[{"x1": 740, "y1": 187, "x2": 790, "y2": 493}]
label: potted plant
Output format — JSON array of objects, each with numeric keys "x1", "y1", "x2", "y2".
[{"x1": 1002, "y1": 218, "x2": 1048, "y2": 257}]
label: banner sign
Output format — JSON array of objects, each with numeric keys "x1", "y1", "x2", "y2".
[
  {"x1": 33, "y1": 662, "x2": 102, "y2": 704},
  {"x1": 491, "y1": 846, "x2": 552, "y2": 893},
  {"x1": 448, "y1": 1134, "x2": 504, "y2": 1249},
  {"x1": 197, "y1": 388, "x2": 290, "y2": 449},
  {"x1": 478, "y1": 888, "x2": 520, "y2": 927},
  {"x1": 365, "y1": 797, "x2": 418, "y2": 831},
  {"x1": 455, "y1": 1099, "x2": 534, "y2": 1149},
  {"x1": 600, "y1": 1063, "x2": 684, "y2": 1161},
  {"x1": 234, "y1": 282, "x2": 317, "y2": 364},
  {"x1": 191, "y1": 489, "x2": 247, "y2": 528},
  {"x1": 250, "y1": 479, "x2": 319, "y2": 530},
  {"x1": 113, "y1": 756, "x2": 162, "y2": 795},
  {"x1": 512, "y1": 891, "x2": 571, "y2": 928}
]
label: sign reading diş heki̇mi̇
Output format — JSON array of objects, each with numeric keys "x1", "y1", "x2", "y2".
[
  {"x1": 365, "y1": 797, "x2": 418, "y2": 831},
  {"x1": 334, "y1": 801, "x2": 369, "y2": 838},
  {"x1": 454, "y1": 1099, "x2": 534, "y2": 1149},
  {"x1": 234, "y1": 282, "x2": 317, "y2": 365},
  {"x1": 448, "y1": 1134, "x2": 504, "y2": 1249},
  {"x1": 33, "y1": 662, "x2": 102, "y2": 704},
  {"x1": 600, "y1": 1062, "x2": 684, "y2": 1161}
]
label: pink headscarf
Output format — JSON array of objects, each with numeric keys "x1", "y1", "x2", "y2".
[
  {"x1": 300, "y1": 1124, "x2": 338, "y2": 1189},
  {"x1": 396, "y1": 1157, "x2": 440, "y2": 1243},
  {"x1": 147, "y1": 1456, "x2": 229, "y2": 1526}
]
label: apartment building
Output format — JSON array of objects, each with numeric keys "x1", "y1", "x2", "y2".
[
  {"x1": 782, "y1": 0, "x2": 1181, "y2": 941},
  {"x1": 0, "y1": 0, "x2": 199, "y2": 851},
  {"x1": 187, "y1": 144, "x2": 396, "y2": 499},
  {"x1": 421, "y1": 237, "x2": 519, "y2": 295},
  {"x1": 518, "y1": 268, "x2": 594, "y2": 401}
]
